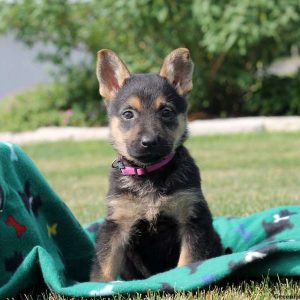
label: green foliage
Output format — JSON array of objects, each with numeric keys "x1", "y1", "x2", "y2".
[
  {"x1": 192, "y1": 0, "x2": 300, "y2": 116},
  {"x1": 245, "y1": 72, "x2": 300, "y2": 115},
  {"x1": 0, "y1": 0, "x2": 300, "y2": 130},
  {"x1": 0, "y1": 84, "x2": 107, "y2": 132},
  {"x1": 193, "y1": 0, "x2": 300, "y2": 55},
  {"x1": 0, "y1": 85, "x2": 62, "y2": 132}
]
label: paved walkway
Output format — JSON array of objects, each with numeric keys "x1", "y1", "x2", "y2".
[{"x1": 1, "y1": 116, "x2": 300, "y2": 145}]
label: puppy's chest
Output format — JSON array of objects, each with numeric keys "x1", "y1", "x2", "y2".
[
  {"x1": 116, "y1": 176, "x2": 168, "y2": 222},
  {"x1": 108, "y1": 177, "x2": 199, "y2": 226},
  {"x1": 109, "y1": 192, "x2": 169, "y2": 224}
]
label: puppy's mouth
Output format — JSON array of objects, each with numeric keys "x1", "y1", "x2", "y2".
[
  {"x1": 133, "y1": 153, "x2": 165, "y2": 164},
  {"x1": 129, "y1": 148, "x2": 172, "y2": 165}
]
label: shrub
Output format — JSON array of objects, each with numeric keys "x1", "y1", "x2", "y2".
[
  {"x1": 245, "y1": 72, "x2": 300, "y2": 115},
  {"x1": 0, "y1": 84, "x2": 107, "y2": 132}
]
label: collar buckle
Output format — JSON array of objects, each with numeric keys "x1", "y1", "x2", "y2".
[{"x1": 111, "y1": 158, "x2": 125, "y2": 170}]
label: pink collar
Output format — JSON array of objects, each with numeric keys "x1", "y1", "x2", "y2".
[{"x1": 112, "y1": 153, "x2": 175, "y2": 176}]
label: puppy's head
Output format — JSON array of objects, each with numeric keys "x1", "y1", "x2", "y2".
[{"x1": 96, "y1": 48, "x2": 194, "y2": 166}]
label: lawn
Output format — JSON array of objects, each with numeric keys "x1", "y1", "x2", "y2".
[{"x1": 20, "y1": 132, "x2": 300, "y2": 299}]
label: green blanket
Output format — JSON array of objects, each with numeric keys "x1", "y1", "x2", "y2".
[{"x1": 0, "y1": 142, "x2": 299, "y2": 298}]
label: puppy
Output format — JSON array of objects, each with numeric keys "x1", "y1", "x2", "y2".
[{"x1": 90, "y1": 48, "x2": 223, "y2": 282}]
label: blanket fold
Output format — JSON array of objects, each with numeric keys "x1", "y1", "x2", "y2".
[{"x1": 0, "y1": 142, "x2": 299, "y2": 298}]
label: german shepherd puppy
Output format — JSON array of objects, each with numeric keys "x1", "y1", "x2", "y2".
[{"x1": 90, "y1": 48, "x2": 223, "y2": 282}]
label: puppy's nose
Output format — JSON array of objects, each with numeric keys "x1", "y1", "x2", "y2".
[{"x1": 141, "y1": 136, "x2": 158, "y2": 148}]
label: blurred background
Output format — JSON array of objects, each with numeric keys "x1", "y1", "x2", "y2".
[{"x1": 0, "y1": 0, "x2": 300, "y2": 132}]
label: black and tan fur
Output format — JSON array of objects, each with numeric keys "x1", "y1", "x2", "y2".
[{"x1": 90, "y1": 48, "x2": 223, "y2": 282}]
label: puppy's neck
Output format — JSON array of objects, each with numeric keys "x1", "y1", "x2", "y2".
[
  {"x1": 112, "y1": 149, "x2": 180, "y2": 196},
  {"x1": 109, "y1": 146, "x2": 201, "y2": 200}
]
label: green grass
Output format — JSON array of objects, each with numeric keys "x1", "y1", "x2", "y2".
[
  {"x1": 16, "y1": 278, "x2": 300, "y2": 300},
  {"x1": 20, "y1": 132, "x2": 300, "y2": 299}
]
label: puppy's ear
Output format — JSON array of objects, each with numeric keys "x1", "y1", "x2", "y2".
[
  {"x1": 96, "y1": 49, "x2": 130, "y2": 101},
  {"x1": 159, "y1": 48, "x2": 194, "y2": 96}
]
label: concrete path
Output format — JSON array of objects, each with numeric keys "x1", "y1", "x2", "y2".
[{"x1": 1, "y1": 116, "x2": 300, "y2": 145}]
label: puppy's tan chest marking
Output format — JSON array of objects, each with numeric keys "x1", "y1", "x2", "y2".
[
  {"x1": 108, "y1": 189, "x2": 200, "y2": 226},
  {"x1": 108, "y1": 194, "x2": 166, "y2": 224}
]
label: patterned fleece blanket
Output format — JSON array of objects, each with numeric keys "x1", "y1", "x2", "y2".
[{"x1": 0, "y1": 142, "x2": 299, "y2": 298}]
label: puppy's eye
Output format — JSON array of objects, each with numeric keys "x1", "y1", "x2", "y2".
[
  {"x1": 122, "y1": 110, "x2": 134, "y2": 120},
  {"x1": 161, "y1": 107, "x2": 174, "y2": 118}
]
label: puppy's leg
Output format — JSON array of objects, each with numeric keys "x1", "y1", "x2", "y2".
[
  {"x1": 90, "y1": 219, "x2": 131, "y2": 282},
  {"x1": 177, "y1": 235, "x2": 192, "y2": 266},
  {"x1": 177, "y1": 216, "x2": 222, "y2": 267},
  {"x1": 177, "y1": 227, "x2": 219, "y2": 266}
]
